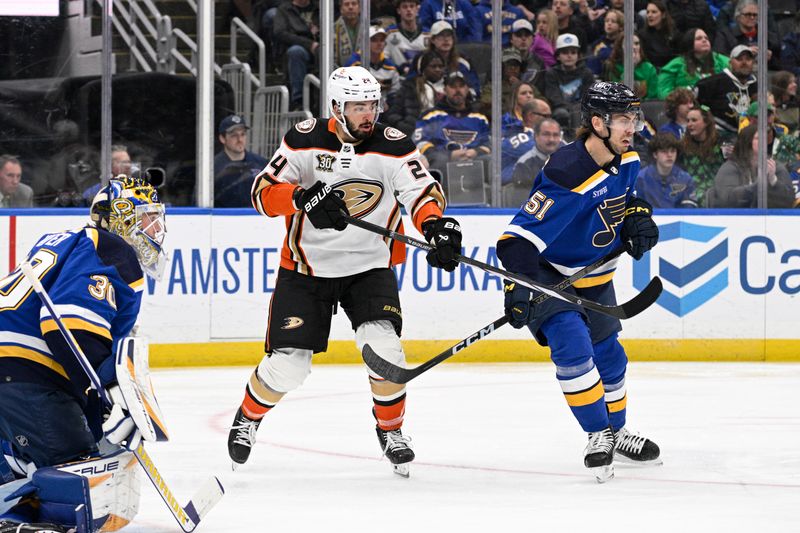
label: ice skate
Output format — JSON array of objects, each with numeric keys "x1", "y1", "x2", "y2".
[
  {"x1": 376, "y1": 426, "x2": 415, "y2": 478},
  {"x1": 614, "y1": 427, "x2": 662, "y2": 466},
  {"x1": 228, "y1": 407, "x2": 262, "y2": 469},
  {"x1": 584, "y1": 427, "x2": 615, "y2": 483}
]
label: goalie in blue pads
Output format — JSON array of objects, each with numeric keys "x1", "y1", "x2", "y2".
[
  {"x1": 497, "y1": 82, "x2": 662, "y2": 483},
  {"x1": 0, "y1": 177, "x2": 167, "y2": 532}
]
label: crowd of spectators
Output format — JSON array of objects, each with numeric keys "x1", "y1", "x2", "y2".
[{"x1": 4, "y1": 0, "x2": 800, "y2": 209}]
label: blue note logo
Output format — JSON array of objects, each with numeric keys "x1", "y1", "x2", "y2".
[{"x1": 632, "y1": 221, "x2": 728, "y2": 317}]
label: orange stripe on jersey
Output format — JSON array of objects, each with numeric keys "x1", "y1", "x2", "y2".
[
  {"x1": 327, "y1": 117, "x2": 338, "y2": 134},
  {"x1": 255, "y1": 182, "x2": 300, "y2": 217},
  {"x1": 412, "y1": 202, "x2": 443, "y2": 234}
]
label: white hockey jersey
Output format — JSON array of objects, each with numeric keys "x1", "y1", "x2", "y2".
[
  {"x1": 384, "y1": 25, "x2": 429, "y2": 72},
  {"x1": 251, "y1": 117, "x2": 446, "y2": 278}
]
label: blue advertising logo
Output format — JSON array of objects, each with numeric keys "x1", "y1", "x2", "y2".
[{"x1": 633, "y1": 221, "x2": 728, "y2": 317}]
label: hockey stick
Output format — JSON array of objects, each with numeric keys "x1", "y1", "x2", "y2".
[
  {"x1": 343, "y1": 214, "x2": 662, "y2": 320},
  {"x1": 362, "y1": 246, "x2": 629, "y2": 383},
  {"x1": 20, "y1": 262, "x2": 224, "y2": 533}
]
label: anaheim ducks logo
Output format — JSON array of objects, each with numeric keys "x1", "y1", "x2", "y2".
[
  {"x1": 384, "y1": 127, "x2": 406, "y2": 140},
  {"x1": 333, "y1": 179, "x2": 384, "y2": 218},
  {"x1": 295, "y1": 118, "x2": 316, "y2": 133},
  {"x1": 281, "y1": 316, "x2": 304, "y2": 329}
]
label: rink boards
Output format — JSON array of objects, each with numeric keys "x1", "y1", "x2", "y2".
[{"x1": 1, "y1": 208, "x2": 798, "y2": 364}]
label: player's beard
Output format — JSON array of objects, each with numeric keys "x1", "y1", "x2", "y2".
[{"x1": 345, "y1": 115, "x2": 374, "y2": 141}]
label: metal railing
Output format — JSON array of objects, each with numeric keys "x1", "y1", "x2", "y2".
[{"x1": 229, "y1": 17, "x2": 265, "y2": 88}]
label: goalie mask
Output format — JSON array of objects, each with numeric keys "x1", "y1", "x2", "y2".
[
  {"x1": 328, "y1": 66, "x2": 383, "y2": 140},
  {"x1": 90, "y1": 177, "x2": 167, "y2": 280}
]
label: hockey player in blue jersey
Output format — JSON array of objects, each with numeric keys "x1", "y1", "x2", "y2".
[
  {"x1": 496, "y1": 81, "x2": 661, "y2": 483},
  {"x1": 0, "y1": 177, "x2": 167, "y2": 532}
]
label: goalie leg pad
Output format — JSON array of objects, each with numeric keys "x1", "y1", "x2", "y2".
[
  {"x1": 113, "y1": 336, "x2": 169, "y2": 442},
  {"x1": 255, "y1": 347, "x2": 312, "y2": 393},
  {"x1": 6, "y1": 450, "x2": 141, "y2": 533}
]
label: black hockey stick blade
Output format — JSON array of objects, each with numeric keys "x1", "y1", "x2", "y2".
[
  {"x1": 362, "y1": 247, "x2": 647, "y2": 383},
  {"x1": 615, "y1": 275, "x2": 663, "y2": 319},
  {"x1": 363, "y1": 316, "x2": 510, "y2": 383},
  {"x1": 344, "y1": 214, "x2": 661, "y2": 320}
]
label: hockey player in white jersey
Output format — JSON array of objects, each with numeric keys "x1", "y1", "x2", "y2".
[{"x1": 227, "y1": 66, "x2": 462, "y2": 477}]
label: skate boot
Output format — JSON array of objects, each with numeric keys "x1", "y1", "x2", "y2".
[
  {"x1": 376, "y1": 426, "x2": 415, "y2": 478},
  {"x1": 614, "y1": 427, "x2": 662, "y2": 466},
  {"x1": 584, "y1": 426, "x2": 615, "y2": 483},
  {"x1": 228, "y1": 407, "x2": 262, "y2": 469}
]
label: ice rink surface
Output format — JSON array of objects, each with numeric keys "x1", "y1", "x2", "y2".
[{"x1": 126, "y1": 362, "x2": 799, "y2": 533}]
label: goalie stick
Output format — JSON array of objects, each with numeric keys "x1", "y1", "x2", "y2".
[
  {"x1": 362, "y1": 246, "x2": 646, "y2": 383},
  {"x1": 20, "y1": 262, "x2": 224, "y2": 533},
  {"x1": 343, "y1": 214, "x2": 662, "y2": 320}
]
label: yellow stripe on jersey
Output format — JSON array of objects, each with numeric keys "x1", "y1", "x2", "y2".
[
  {"x1": 564, "y1": 380, "x2": 605, "y2": 407},
  {"x1": 621, "y1": 151, "x2": 640, "y2": 164},
  {"x1": 572, "y1": 169, "x2": 608, "y2": 194},
  {"x1": 85, "y1": 227, "x2": 99, "y2": 249},
  {"x1": 41, "y1": 317, "x2": 112, "y2": 340},
  {"x1": 607, "y1": 395, "x2": 627, "y2": 413},
  {"x1": 129, "y1": 277, "x2": 145, "y2": 291},
  {"x1": 573, "y1": 271, "x2": 616, "y2": 288},
  {"x1": 0, "y1": 346, "x2": 69, "y2": 379}
]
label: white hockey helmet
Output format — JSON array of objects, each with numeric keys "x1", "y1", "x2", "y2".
[{"x1": 327, "y1": 66, "x2": 383, "y2": 135}]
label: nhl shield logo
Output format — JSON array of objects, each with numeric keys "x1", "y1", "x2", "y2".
[{"x1": 316, "y1": 153, "x2": 336, "y2": 172}]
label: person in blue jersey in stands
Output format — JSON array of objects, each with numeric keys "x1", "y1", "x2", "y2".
[
  {"x1": 0, "y1": 177, "x2": 167, "y2": 532},
  {"x1": 496, "y1": 81, "x2": 662, "y2": 483}
]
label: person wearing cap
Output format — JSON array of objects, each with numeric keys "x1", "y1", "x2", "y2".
[
  {"x1": 214, "y1": 115, "x2": 268, "y2": 207},
  {"x1": 542, "y1": 33, "x2": 596, "y2": 134},
  {"x1": 474, "y1": 0, "x2": 525, "y2": 46},
  {"x1": 345, "y1": 26, "x2": 402, "y2": 99},
  {"x1": 509, "y1": 18, "x2": 544, "y2": 84},
  {"x1": 333, "y1": 0, "x2": 364, "y2": 67},
  {"x1": 385, "y1": 0, "x2": 428, "y2": 76},
  {"x1": 695, "y1": 44, "x2": 757, "y2": 134},
  {"x1": 419, "y1": 20, "x2": 481, "y2": 99},
  {"x1": 713, "y1": 0, "x2": 780, "y2": 70},
  {"x1": 419, "y1": 0, "x2": 482, "y2": 43},
  {"x1": 414, "y1": 70, "x2": 491, "y2": 175},
  {"x1": 657, "y1": 28, "x2": 729, "y2": 100}
]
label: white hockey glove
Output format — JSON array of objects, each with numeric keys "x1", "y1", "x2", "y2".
[{"x1": 102, "y1": 385, "x2": 142, "y2": 450}]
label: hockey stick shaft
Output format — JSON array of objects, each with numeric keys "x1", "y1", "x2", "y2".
[
  {"x1": 362, "y1": 247, "x2": 627, "y2": 383},
  {"x1": 20, "y1": 262, "x2": 223, "y2": 533},
  {"x1": 343, "y1": 215, "x2": 661, "y2": 319}
]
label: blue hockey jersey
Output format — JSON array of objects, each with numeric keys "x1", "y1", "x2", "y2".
[
  {"x1": 499, "y1": 139, "x2": 640, "y2": 287},
  {"x1": 0, "y1": 226, "x2": 143, "y2": 404}
]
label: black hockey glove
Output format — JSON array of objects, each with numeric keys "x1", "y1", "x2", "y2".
[
  {"x1": 503, "y1": 280, "x2": 536, "y2": 329},
  {"x1": 621, "y1": 197, "x2": 659, "y2": 260},
  {"x1": 296, "y1": 181, "x2": 348, "y2": 231},
  {"x1": 422, "y1": 217, "x2": 462, "y2": 272}
]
